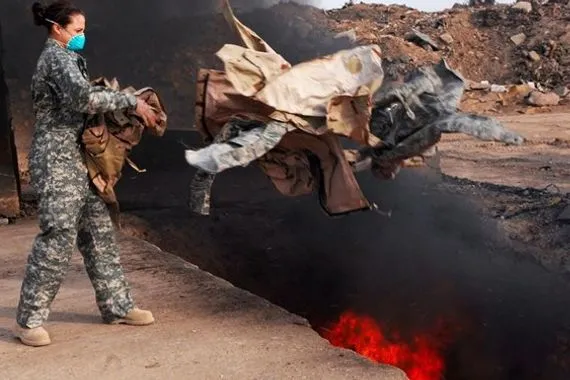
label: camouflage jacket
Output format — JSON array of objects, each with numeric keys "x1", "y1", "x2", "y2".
[{"x1": 29, "y1": 38, "x2": 137, "y2": 189}]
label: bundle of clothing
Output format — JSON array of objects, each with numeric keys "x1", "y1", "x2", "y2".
[
  {"x1": 185, "y1": 0, "x2": 523, "y2": 217},
  {"x1": 82, "y1": 77, "x2": 168, "y2": 223}
]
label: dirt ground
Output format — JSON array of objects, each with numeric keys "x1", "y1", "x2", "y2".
[
  {"x1": 436, "y1": 112, "x2": 570, "y2": 272},
  {"x1": 439, "y1": 112, "x2": 570, "y2": 192},
  {"x1": 0, "y1": 220, "x2": 406, "y2": 380}
]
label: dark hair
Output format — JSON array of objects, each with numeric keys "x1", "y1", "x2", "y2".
[{"x1": 32, "y1": 1, "x2": 83, "y2": 29}]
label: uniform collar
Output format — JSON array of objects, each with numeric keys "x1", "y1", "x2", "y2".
[
  {"x1": 46, "y1": 37, "x2": 64, "y2": 49},
  {"x1": 46, "y1": 37, "x2": 82, "y2": 58}
]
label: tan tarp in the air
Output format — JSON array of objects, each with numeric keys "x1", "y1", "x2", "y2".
[
  {"x1": 218, "y1": 0, "x2": 383, "y2": 145},
  {"x1": 195, "y1": 69, "x2": 372, "y2": 215}
]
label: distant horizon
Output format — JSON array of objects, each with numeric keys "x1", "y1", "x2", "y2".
[{"x1": 317, "y1": 0, "x2": 514, "y2": 12}]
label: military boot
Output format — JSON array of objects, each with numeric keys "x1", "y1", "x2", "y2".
[
  {"x1": 14, "y1": 324, "x2": 51, "y2": 347},
  {"x1": 110, "y1": 308, "x2": 154, "y2": 326}
]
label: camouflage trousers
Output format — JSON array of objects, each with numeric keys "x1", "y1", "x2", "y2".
[
  {"x1": 185, "y1": 120, "x2": 293, "y2": 174},
  {"x1": 17, "y1": 139, "x2": 134, "y2": 328},
  {"x1": 188, "y1": 119, "x2": 293, "y2": 215}
]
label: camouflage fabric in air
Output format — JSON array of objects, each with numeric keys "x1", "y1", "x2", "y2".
[
  {"x1": 188, "y1": 60, "x2": 524, "y2": 215},
  {"x1": 188, "y1": 120, "x2": 243, "y2": 215},
  {"x1": 356, "y1": 60, "x2": 524, "y2": 178},
  {"x1": 186, "y1": 119, "x2": 293, "y2": 173},
  {"x1": 188, "y1": 119, "x2": 292, "y2": 215},
  {"x1": 17, "y1": 39, "x2": 136, "y2": 328}
]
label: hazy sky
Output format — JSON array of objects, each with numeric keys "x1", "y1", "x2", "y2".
[{"x1": 318, "y1": 0, "x2": 514, "y2": 12}]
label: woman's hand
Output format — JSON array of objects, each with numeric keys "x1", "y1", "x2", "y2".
[{"x1": 135, "y1": 98, "x2": 158, "y2": 127}]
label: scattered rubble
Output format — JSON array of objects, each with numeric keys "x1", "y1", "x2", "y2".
[
  {"x1": 325, "y1": 1, "x2": 570, "y2": 112},
  {"x1": 526, "y1": 90, "x2": 561, "y2": 106},
  {"x1": 511, "y1": 33, "x2": 527, "y2": 46},
  {"x1": 334, "y1": 29, "x2": 357, "y2": 42},
  {"x1": 439, "y1": 32, "x2": 454, "y2": 45},
  {"x1": 467, "y1": 80, "x2": 491, "y2": 90},
  {"x1": 405, "y1": 28, "x2": 440, "y2": 51},
  {"x1": 554, "y1": 85, "x2": 570, "y2": 97},
  {"x1": 491, "y1": 84, "x2": 508, "y2": 93},
  {"x1": 326, "y1": 2, "x2": 570, "y2": 85},
  {"x1": 527, "y1": 51, "x2": 541, "y2": 62},
  {"x1": 512, "y1": 2, "x2": 533, "y2": 13}
]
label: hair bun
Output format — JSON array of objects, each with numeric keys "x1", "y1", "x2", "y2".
[{"x1": 32, "y1": 2, "x2": 47, "y2": 26}]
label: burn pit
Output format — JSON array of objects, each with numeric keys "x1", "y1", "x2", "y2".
[
  {"x1": 110, "y1": 2, "x2": 570, "y2": 379},
  {"x1": 321, "y1": 311, "x2": 451, "y2": 380},
  {"x1": 121, "y1": 138, "x2": 570, "y2": 380}
]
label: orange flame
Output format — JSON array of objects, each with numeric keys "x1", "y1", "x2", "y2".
[{"x1": 322, "y1": 311, "x2": 446, "y2": 380}]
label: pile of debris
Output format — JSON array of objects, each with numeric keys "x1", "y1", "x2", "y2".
[
  {"x1": 460, "y1": 79, "x2": 569, "y2": 115},
  {"x1": 325, "y1": 0, "x2": 570, "y2": 110},
  {"x1": 115, "y1": 0, "x2": 568, "y2": 126}
]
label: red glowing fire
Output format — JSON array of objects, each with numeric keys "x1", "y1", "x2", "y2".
[{"x1": 322, "y1": 311, "x2": 447, "y2": 380}]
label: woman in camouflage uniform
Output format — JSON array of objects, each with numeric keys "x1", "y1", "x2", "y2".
[{"x1": 14, "y1": 1, "x2": 158, "y2": 347}]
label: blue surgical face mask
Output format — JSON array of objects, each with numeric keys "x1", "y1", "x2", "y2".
[
  {"x1": 45, "y1": 18, "x2": 86, "y2": 51},
  {"x1": 66, "y1": 33, "x2": 86, "y2": 51}
]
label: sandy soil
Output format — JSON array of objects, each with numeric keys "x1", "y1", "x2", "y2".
[{"x1": 439, "y1": 112, "x2": 570, "y2": 192}]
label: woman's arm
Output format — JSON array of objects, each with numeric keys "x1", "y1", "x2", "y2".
[{"x1": 48, "y1": 50, "x2": 136, "y2": 114}]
